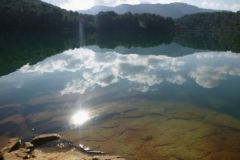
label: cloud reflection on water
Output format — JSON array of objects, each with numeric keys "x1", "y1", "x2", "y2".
[
  {"x1": 189, "y1": 66, "x2": 240, "y2": 88},
  {"x1": 18, "y1": 48, "x2": 240, "y2": 94}
]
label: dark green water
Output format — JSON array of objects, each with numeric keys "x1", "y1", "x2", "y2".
[{"x1": 0, "y1": 31, "x2": 240, "y2": 159}]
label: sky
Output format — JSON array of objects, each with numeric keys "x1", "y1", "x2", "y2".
[{"x1": 42, "y1": 0, "x2": 240, "y2": 11}]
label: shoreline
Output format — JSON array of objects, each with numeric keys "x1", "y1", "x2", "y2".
[{"x1": 0, "y1": 133, "x2": 125, "y2": 160}]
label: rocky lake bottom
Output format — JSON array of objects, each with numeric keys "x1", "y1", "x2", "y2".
[
  {"x1": 59, "y1": 101, "x2": 240, "y2": 160},
  {"x1": 2, "y1": 100, "x2": 238, "y2": 160}
]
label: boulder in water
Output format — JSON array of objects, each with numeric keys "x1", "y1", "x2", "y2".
[{"x1": 31, "y1": 133, "x2": 61, "y2": 146}]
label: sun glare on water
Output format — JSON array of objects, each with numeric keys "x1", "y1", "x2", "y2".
[{"x1": 71, "y1": 110, "x2": 91, "y2": 126}]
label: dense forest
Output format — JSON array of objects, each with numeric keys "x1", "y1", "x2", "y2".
[
  {"x1": 0, "y1": 0, "x2": 80, "y2": 30},
  {"x1": 83, "y1": 11, "x2": 175, "y2": 32},
  {"x1": 176, "y1": 11, "x2": 240, "y2": 32},
  {"x1": 1, "y1": 0, "x2": 240, "y2": 33},
  {"x1": 0, "y1": 0, "x2": 175, "y2": 32}
]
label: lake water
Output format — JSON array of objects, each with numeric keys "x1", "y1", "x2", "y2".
[{"x1": 0, "y1": 31, "x2": 240, "y2": 159}]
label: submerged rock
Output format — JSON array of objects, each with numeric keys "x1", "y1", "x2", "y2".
[
  {"x1": 31, "y1": 133, "x2": 61, "y2": 146},
  {"x1": 0, "y1": 151, "x2": 3, "y2": 160},
  {"x1": 142, "y1": 135, "x2": 153, "y2": 141},
  {"x1": 78, "y1": 144, "x2": 105, "y2": 155},
  {"x1": 0, "y1": 134, "x2": 125, "y2": 160},
  {"x1": 14, "y1": 148, "x2": 31, "y2": 159},
  {"x1": 24, "y1": 142, "x2": 34, "y2": 150},
  {"x1": 1, "y1": 138, "x2": 21, "y2": 153},
  {"x1": 30, "y1": 149, "x2": 125, "y2": 160}
]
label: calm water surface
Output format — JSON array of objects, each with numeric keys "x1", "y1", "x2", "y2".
[{"x1": 0, "y1": 32, "x2": 240, "y2": 159}]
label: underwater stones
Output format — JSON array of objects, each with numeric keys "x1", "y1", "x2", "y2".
[
  {"x1": 31, "y1": 133, "x2": 61, "y2": 146},
  {"x1": 0, "y1": 134, "x2": 124, "y2": 160},
  {"x1": 0, "y1": 138, "x2": 34, "y2": 160},
  {"x1": 60, "y1": 101, "x2": 240, "y2": 160},
  {"x1": 142, "y1": 135, "x2": 153, "y2": 141},
  {"x1": 1, "y1": 134, "x2": 61, "y2": 159},
  {"x1": 0, "y1": 152, "x2": 3, "y2": 160},
  {"x1": 24, "y1": 142, "x2": 34, "y2": 150},
  {"x1": 14, "y1": 148, "x2": 31, "y2": 159},
  {"x1": 1, "y1": 138, "x2": 21, "y2": 153},
  {"x1": 91, "y1": 156, "x2": 125, "y2": 160},
  {"x1": 78, "y1": 144, "x2": 105, "y2": 155}
]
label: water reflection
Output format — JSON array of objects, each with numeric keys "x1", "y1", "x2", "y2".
[
  {"x1": 1, "y1": 31, "x2": 240, "y2": 77},
  {"x1": 175, "y1": 32, "x2": 240, "y2": 53},
  {"x1": 0, "y1": 34, "x2": 240, "y2": 138},
  {"x1": 0, "y1": 31, "x2": 80, "y2": 76},
  {"x1": 0, "y1": 31, "x2": 240, "y2": 159},
  {"x1": 1, "y1": 47, "x2": 239, "y2": 119},
  {"x1": 16, "y1": 48, "x2": 240, "y2": 95},
  {"x1": 71, "y1": 110, "x2": 91, "y2": 126}
]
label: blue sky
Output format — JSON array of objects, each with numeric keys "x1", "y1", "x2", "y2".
[{"x1": 42, "y1": 0, "x2": 240, "y2": 11}]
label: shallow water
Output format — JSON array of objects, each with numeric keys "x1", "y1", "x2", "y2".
[{"x1": 0, "y1": 32, "x2": 240, "y2": 159}]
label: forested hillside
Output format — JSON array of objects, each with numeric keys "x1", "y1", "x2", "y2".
[
  {"x1": 84, "y1": 12, "x2": 175, "y2": 33},
  {"x1": 0, "y1": 0, "x2": 80, "y2": 30},
  {"x1": 0, "y1": 0, "x2": 175, "y2": 33},
  {"x1": 176, "y1": 11, "x2": 240, "y2": 32},
  {"x1": 0, "y1": 0, "x2": 239, "y2": 33}
]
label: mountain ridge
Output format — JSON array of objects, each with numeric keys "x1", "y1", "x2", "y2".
[{"x1": 79, "y1": 2, "x2": 217, "y2": 18}]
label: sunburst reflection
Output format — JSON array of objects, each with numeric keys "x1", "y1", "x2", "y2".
[{"x1": 71, "y1": 110, "x2": 91, "y2": 126}]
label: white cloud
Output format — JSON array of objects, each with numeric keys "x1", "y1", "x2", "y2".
[
  {"x1": 189, "y1": 65, "x2": 240, "y2": 88},
  {"x1": 20, "y1": 60, "x2": 68, "y2": 74},
  {"x1": 17, "y1": 48, "x2": 240, "y2": 94},
  {"x1": 188, "y1": 51, "x2": 240, "y2": 88},
  {"x1": 60, "y1": 73, "x2": 118, "y2": 95},
  {"x1": 43, "y1": 0, "x2": 68, "y2": 6},
  {"x1": 196, "y1": 51, "x2": 240, "y2": 59},
  {"x1": 60, "y1": 0, "x2": 95, "y2": 10},
  {"x1": 19, "y1": 48, "x2": 184, "y2": 95},
  {"x1": 42, "y1": 0, "x2": 240, "y2": 11},
  {"x1": 166, "y1": 75, "x2": 186, "y2": 85},
  {"x1": 189, "y1": 66, "x2": 227, "y2": 88},
  {"x1": 43, "y1": 0, "x2": 182, "y2": 10},
  {"x1": 201, "y1": 1, "x2": 240, "y2": 11}
]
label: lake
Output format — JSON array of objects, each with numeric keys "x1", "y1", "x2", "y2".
[{"x1": 0, "y1": 31, "x2": 240, "y2": 159}]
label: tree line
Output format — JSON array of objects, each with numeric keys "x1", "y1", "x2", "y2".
[
  {"x1": 83, "y1": 11, "x2": 175, "y2": 33},
  {"x1": 0, "y1": 0, "x2": 175, "y2": 32},
  {"x1": 175, "y1": 11, "x2": 240, "y2": 32},
  {"x1": 0, "y1": 0, "x2": 80, "y2": 30},
  {"x1": 0, "y1": 0, "x2": 239, "y2": 33}
]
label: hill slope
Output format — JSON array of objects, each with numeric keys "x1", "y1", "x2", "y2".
[
  {"x1": 80, "y1": 3, "x2": 216, "y2": 18},
  {"x1": 0, "y1": 0, "x2": 80, "y2": 30},
  {"x1": 175, "y1": 11, "x2": 240, "y2": 32}
]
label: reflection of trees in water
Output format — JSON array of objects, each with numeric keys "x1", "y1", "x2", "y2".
[
  {"x1": 0, "y1": 31, "x2": 174, "y2": 76},
  {"x1": 83, "y1": 31, "x2": 240, "y2": 53},
  {"x1": 0, "y1": 31, "x2": 239, "y2": 76},
  {"x1": 83, "y1": 31, "x2": 174, "y2": 48},
  {"x1": 0, "y1": 31, "x2": 80, "y2": 76},
  {"x1": 174, "y1": 32, "x2": 240, "y2": 53}
]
